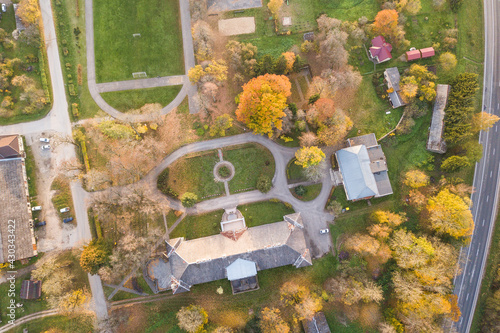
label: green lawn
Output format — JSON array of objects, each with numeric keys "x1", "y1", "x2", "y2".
[
  {"x1": 223, "y1": 144, "x2": 275, "y2": 193},
  {"x1": 239, "y1": 200, "x2": 295, "y2": 227},
  {"x1": 170, "y1": 201, "x2": 294, "y2": 239},
  {"x1": 169, "y1": 210, "x2": 223, "y2": 240},
  {"x1": 0, "y1": 273, "x2": 49, "y2": 325},
  {"x1": 290, "y1": 183, "x2": 323, "y2": 201},
  {"x1": 346, "y1": 76, "x2": 402, "y2": 139},
  {"x1": 1, "y1": 4, "x2": 16, "y2": 32},
  {"x1": 165, "y1": 150, "x2": 225, "y2": 200},
  {"x1": 94, "y1": 0, "x2": 184, "y2": 83},
  {"x1": 100, "y1": 85, "x2": 183, "y2": 112},
  {"x1": 287, "y1": 158, "x2": 307, "y2": 183},
  {"x1": 52, "y1": 0, "x2": 101, "y2": 120},
  {"x1": 10, "y1": 314, "x2": 94, "y2": 333}
]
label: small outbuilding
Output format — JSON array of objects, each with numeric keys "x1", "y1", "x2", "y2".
[
  {"x1": 20, "y1": 280, "x2": 42, "y2": 300},
  {"x1": 384, "y1": 67, "x2": 406, "y2": 109},
  {"x1": 427, "y1": 84, "x2": 450, "y2": 154},
  {"x1": 420, "y1": 47, "x2": 435, "y2": 58},
  {"x1": 406, "y1": 49, "x2": 421, "y2": 61},
  {"x1": 302, "y1": 312, "x2": 331, "y2": 333}
]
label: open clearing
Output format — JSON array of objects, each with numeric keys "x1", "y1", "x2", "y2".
[
  {"x1": 218, "y1": 17, "x2": 256, "y2": 36},
  {"x1": 93, "y1": 0, "x2": 184, "y2": 83},
  {"x1": 100, "y1": 85, "x2": 183, "y2": 112}
]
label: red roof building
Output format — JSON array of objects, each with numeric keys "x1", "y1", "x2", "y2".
[
  {"x1": 406, "y1": 50, "x2": 421, "y2": 61},
  {"x1": 420, "y1": 47, "x2": 435, "y2": 58},
  {"x1": 369, "y1": 36, "x2": 393, "y2": 64}
]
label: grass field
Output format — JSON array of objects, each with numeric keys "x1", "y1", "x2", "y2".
[
  {"x1": 290, "y1": 183, "x2": 323, "y2": 201},
  {"x1": 52, "y1": 0, "x2": 101, "y2": 120},
  {"x1": 10, "y1": 314, "x2": 94, "y2": 333},
  {"x1": 0, "y1": 273, "x2": 49, "y2": 325},
  {"x1": 169, "y1": 201, "x2": 294, "y2": 239},
  {"x1": 166, "y1": 150, "x2": 225, "y2": 200},
  {"x1": 287, "y1": 158, "x2": 307, "y2": 183},
  {"x1": 347, "y1": 76, "x2": 402, "y2": 139},
  {"x1": 94, "y1": 0, "x2": 184, "y2": 83},
  {"x1": 169, "y1": 210, "x2": 223, "y2": 240},
  {"x1": 223, "y1": 144, "x2": 275, "y2": 193},
  {"x1": 100, "y1": 86, "x2": 183, "y2": 112}
]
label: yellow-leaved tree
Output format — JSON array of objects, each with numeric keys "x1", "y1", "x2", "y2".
[
  {"x1": 236, "y1": 74, "x2": 291, "y2": 137},
  {"x1": 268, "y1": 0, "x2": 283, "y2": 19},
  {"x1": 17, "y1": 0, "x2": 40, "y2": 26},
  {"x1": 426, "y1": 188, "x2": 474, "y2": 238},
  {"x1": 403, "y1": 169, "x2": 430, "y2": 188},
  {"x1": 294, "y1": 146, "x2": 325, "y2": 168}
]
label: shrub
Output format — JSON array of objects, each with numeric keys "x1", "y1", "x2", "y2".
[
  {"x1": 180, "y1": 192, "x2": 198, "y2": 207},
  {"x1": 157, "y1": 169, "x2": 179, "y2": 197},
  {"x1": 218, "y1": 166, "x2": 231, "y2": 178},
  {"x1": 71, "y1": 103, "x2": 79, "y2": 118},
  {"x1": 327, "y1": 201, "x2": 342, "y2": 215},
  {"x1": 294, "y1": 185, "x2": 307, "y2": 196},
  {"x1": 441, "y1": 155, "x2": 470, "y2": 172},
  {"x1": 256, "y1": 174, "x2": 272, "y2": 193}
]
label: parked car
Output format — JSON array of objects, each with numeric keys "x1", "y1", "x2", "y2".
[
  {"x1": 41, "y1": 145, "x2": 50, "y2": 150},
  {"x1": 1, "y1": 4, "x2": 6, "y2": 12},
  {"x1": 319, "y1": 228, "x2": 329, "y2": 234},
  {"x1": 39, "y1": 137, "x2": 50, "y2": 143},
  {"x1": 60, "y1": 207, "x2": 70, "y2": 213},
  {"x1": 31, "y1": 206, "x2": 42, "y2": 211},
  {"x1": 63, "y1": 217, "x2": 73, "y2": 223},
  {"x1": 35, "y1": 221, "x2": 46, "y2": 227}
]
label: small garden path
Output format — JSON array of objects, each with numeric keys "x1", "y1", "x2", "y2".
[{"x1": 95, "y1": 133, "x2": 335, "y2": 258}]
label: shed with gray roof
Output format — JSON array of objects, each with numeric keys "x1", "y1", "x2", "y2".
[{"x1": 384, "y1": 67, "x2": 406, "y2": 109}]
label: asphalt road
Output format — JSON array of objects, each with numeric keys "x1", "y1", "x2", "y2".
[{"x1": 452, "y1": 0, "x2": 500, "y2": 331}]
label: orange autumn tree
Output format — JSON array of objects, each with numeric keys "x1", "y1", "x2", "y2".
[
  {"x1": 373, "y1": 9, "x2": 399, "y2": 39},
  {"x1": 236, "y1": 74, "x2": 291, "y2": 137}
]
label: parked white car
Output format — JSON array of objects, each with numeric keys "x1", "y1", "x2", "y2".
[
  {"x1": 2, "y1": 4, "x2": 6, "y2": 13},
  {"x1": 60, "y1": 207, "x2": 70, "y2": 213},
  {"x1": 319, "y1": 228, "x2": 329, "y2": 234},
  {"x1": 39, "y1": 138, "x2": 50, "y2": 143},
  {"x1": 31, "y1": 206, "x2": 42, "y2": 211},
  {"x1": 41, "y1": 145, "x2": 51, "y2": 150}
]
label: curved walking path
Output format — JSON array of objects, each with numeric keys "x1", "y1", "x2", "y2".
[
  {"x1": 112, "y1": 133, "x2": 335, "y2": 257},
  {"x1": 85, "y1": 0, "x2": 198, "y2": 123},
  {"x1": 0, "y1": 309, "x2": 59, "y2": 333}
]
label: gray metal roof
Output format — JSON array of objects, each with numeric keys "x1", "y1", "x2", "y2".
[
  {"x1": 373, "y1": 171, "x2": 393, "y2": 197},
  {"x1": 226, "y1": 258, "x2": 257, "y2": 281},
  {"x1": 384, "y1": 67, "x2": 401, "y2": 90},
  {"x1": 161, "y1": 214, "x2": 312, "y2": 291},
  {"x1": 336, "y1": 145, "x2": 378, "y2": 200},
  {"x1": 427, "y1": 84, "x2": 450, "y2": 153},
  {"x1": 348, "y1": 133, "x2": 377, "y2": 148}
]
